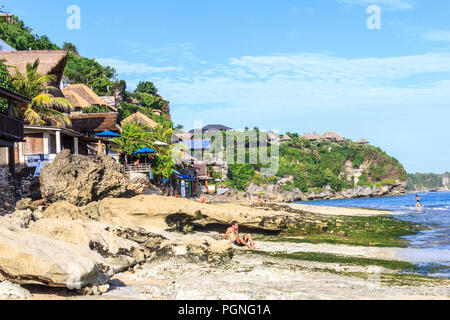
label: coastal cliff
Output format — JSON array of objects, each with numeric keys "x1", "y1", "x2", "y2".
[{"x1": 222, "y1": 136, "x2": 407, "y2": 202}]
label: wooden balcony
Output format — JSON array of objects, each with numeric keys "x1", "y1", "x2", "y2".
[
  {"x1": 0, "y1": 112, "x2": 24, "y2": 142},
  {"x1": 124, "y1": 163, "x2": 152, "y2": 173}
]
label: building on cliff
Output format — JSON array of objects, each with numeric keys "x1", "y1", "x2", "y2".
[
  {"x1": 63, "y1": 83, "x2": 117, "y2": 112},
  {"x1": 302, "y1": 132, "x2": 321, "y2": 141},
  {"x1": 322, "y1": 131, "x2": 345, "y2": 142},
  {"x1": 356, "y1": 138, "x2": 370, "y2": 145},
  {"x1": 121, "y1": 111, "x2": 158, "y2": 130},
  {"x1": 0, "y1": 50, "x2": 68, "y2": 97}
]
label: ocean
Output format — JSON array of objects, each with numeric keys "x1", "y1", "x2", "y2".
[{"x1": 297, "y1": 192, "x2": 450, "y2": 277}]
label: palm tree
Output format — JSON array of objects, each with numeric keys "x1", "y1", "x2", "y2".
[
  {"x1": 9, "y1": 59, "x2": 73, "y2": 126},
  {"x1": 152, "y1": 123, "x2": 173, "y2": 144}
]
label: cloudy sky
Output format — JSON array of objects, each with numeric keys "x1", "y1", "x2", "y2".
[{"x1": 4, "y1": 0, "x2": 450, "y2": 173}]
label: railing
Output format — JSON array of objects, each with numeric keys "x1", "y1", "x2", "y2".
[
  {"x1": 0, "y1": 112, "x2": 24, "y2": 141},
  {"x1": 124, "y1": 163, "x2": 152, "y2": 173}
]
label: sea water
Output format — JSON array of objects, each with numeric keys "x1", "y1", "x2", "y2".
[{"x1": 296, "y1": 192, "x2": 450, "y2": 277}]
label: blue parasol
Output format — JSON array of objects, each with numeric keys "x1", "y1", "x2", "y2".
[
  {"x1": 133, "y1": 147, "x2": 157, "y2": 154},
  {"x1": 94, "y1": 131, "x2": 122, "y2": 138}
]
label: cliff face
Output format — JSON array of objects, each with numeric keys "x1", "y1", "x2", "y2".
[{"x1": 275, "y1": 139, "x2": 407, "y2": 198}]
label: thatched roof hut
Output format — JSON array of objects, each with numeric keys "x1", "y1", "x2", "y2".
[
  {"x1": 0, "y1": 50, "x2": 68, "y2": 85},
  {"x1": 281, "y1": 134, "x2": 292, "y2": 142},
  {"x1": 121, "y1": 111, "x2": 158, "y2": 129},
  {"x1": 302, "y1": 132, "x2": 321, "y2": 141},
  {"x1": 70, "y1": 112, "x2": 120, "y2": 135},
  {"x1": 322, "y1": 131, "x2": 344, "y2": 142},
  {"x1": 63, "y1": 84, "x2": 117, "y2": 111}
]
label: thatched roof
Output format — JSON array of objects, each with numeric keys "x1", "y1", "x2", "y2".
[
  {"x1": 70, "y1": 112, "x2": 119, "y2": 133},
  {"x1": 63, "y1": 90, "x2": 91, "y2": 109},
  {"x1": 322, "y1": 131, "x2": 344, "y2": 142},
  {"x1": 357, "y1": 138, "x2": 369, "y2": 144},
  {"x1": 63, "y1": 84, "x2": 117, "y2": 111},
  {"x1": 121, "y1": 111, "x2": 158, "y2": 129},
  {"x1": 0, "y1": 50, "x2": 68, "y2": 84},
  {"x1": 302, "y1": 132, "x2": 321, "y2": 141},
  {"x1": 281, "y1": 134, "x2": 292, "y2": 142}
]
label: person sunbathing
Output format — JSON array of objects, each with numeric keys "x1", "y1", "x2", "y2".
[
  {"x1": 223, "y1": 221, "x2": 256, "y2": 249},
  {"x1": 199, "y1": 194, "x2": 207, "y2": 203}
]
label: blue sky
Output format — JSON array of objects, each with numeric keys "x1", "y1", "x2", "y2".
[{"x1": 3, "y1": 0, "x2": 450, "y2": 173}]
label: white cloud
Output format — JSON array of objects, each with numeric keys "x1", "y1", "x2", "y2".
[
  {"x1": 96, "y1": 58, "x2": 182, "y2": 75},
  {"x1": 339, "y1": 0, "x2": 413, "y2": 11},
  {"x1": 103, "y1": 50, "x2": 450, "y2": 171}
]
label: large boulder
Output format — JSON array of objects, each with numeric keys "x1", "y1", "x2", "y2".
[
  {"x1": 29, "y1": 218, "x2": 145, "y2": 275},
  {"x1": 40, "y1": 150, "x2": 131, "y2": 206},
  {"x1": 0, "y1": 225, "x2": 108, "y2": 289},
  {"x1": 44, "y1": 194, "x2": 315, "y2": 233}
]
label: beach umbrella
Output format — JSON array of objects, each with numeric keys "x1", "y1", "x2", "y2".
[
  {"x1": 133, "y1": 147, "x2": 157, "y2": 165},
  {"x1": 94, "y1": 131, "x2": 122, "y2": 138},
  {"x1": 94, "y1": 131, "x2": 121, "y2": 155},
  {"x1": 133, "y1": 147, "x2": 157, "y2": 154}
]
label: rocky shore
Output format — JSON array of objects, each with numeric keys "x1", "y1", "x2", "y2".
[
  {"x1": 0, "y1": 152, "x2": 448, "y2": 300},
  {"x1": 208, "y1": 181, "x2": 406, "y2": 203}
]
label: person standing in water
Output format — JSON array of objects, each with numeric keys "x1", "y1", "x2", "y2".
[{"x1": 415, "y1": 194, "x2": 422, "y2": 211}]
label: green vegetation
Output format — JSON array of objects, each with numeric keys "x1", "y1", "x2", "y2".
[
  {"x1": 0, "y1": 15, "x2": 174, "y2": 133},
  {"x1": 244, "y1": 250, "x2": 449, "y2": 286},
  {"x1": 10, "y1": 59, "x2": 73, "y2": 126},
  {"x1": 113, "y1": 121, "x2": 174, "y2": 179},
  {"x1": 0, "y1": 17, "x2": 58, "y2": 50},
  {"x1": 212, "y1": 131, "x2": 406, "y2": 192},
  {"x1": 0, "y1": 18, "x2": 118, "y2": 96},
  {"x1": 119, "y1": 82, "x2": 171, "y2": 127},
  {"x1": 406, "y1": 172, "x2": 448, "y2": 191},
  {"x1": 114, "y1": 122, "x2": 155, "y2": 157},
  {"x1": 256, "y1": 214, "x2": 423, "y2": 247},
  {"x1": 0, "y1": 60, "x2": 15, "y2": 113},
  {"x1": 64, "y1": 48, "x2": 118, "y2": 96},
  {"x1": 251, "y1": 250, "x2": 417, "y2": 271},
  {"x1": 278, "y1": 137, "x2": 406, "y2": 192}
]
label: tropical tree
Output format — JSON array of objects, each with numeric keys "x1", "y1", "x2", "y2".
[
  {"x1": 114, "y1": 122, "x2": 155, "y2": 157},
  {"x1": 135, "y1": 80, "x2": 157, "y2": 95},
  {"x1": 10, "y1": 59, "x2": 73, "y2": 126},
  {"x1": 151, "y1": 123, "x2": 173, "y2": 144},
  {"x1": 0, "y1": 59, "x2": 15, "y2": 114},
  {"x1": 114, "y1": 122, "x2": 175, "y2": 179}
]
